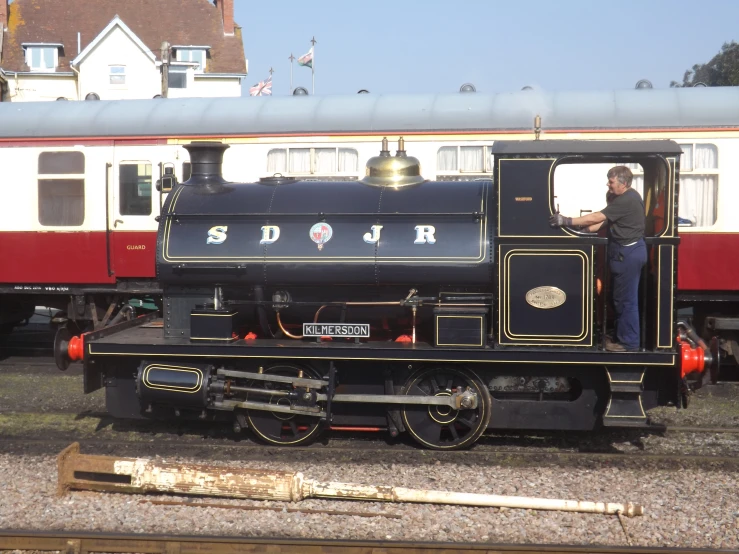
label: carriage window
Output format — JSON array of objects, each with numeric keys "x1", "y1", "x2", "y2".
[
  {"x1": 119, "y1": 163, "x2": 153, "y2": 216},
  {"x1": 266, "y1": 147, "x2": 358, "y2": 176},
  {"x1": 38, "y1": 152, "x2": 85, "y2": 226},
  {"x1": 437, "y1": 146, "x2": 458, "y2": 171},
  {"x1": 436, "y1": 146, "x2": 493, "y2": 180},
  {"x1": 672, "y1": 143, "x2": 717, "y2": 227},
  {"x1": 289, "y1": 148, "x2": 311, "y2": 173}
]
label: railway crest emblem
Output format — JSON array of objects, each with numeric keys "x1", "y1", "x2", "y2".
[
  {"x1": 525, "y1": 286, "x2": 566, "y2": 309},
  {"x1": 309, "y1": 222, "x2": 333, "y2": 250}
]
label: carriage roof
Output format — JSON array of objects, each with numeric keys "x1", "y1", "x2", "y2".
[{"x1": 1, "y1": 87, "x2": 738, "y2": 139}]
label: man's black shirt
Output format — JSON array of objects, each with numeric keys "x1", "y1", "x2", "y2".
[{"x1": 601, "y1": 188, "x2": 645, "y2": 245}]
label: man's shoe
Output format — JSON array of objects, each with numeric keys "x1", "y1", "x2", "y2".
[{"x1": 605, "y1": 342, "x2": 626, "y2": 352}]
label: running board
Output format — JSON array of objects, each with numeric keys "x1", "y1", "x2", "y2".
[{"x1": 602, "y1": 368, "x2": 648, "y2": 427}]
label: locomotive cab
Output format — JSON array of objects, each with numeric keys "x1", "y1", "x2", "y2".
[{"x1": 493, "y1": 140, "x2": 681, "y2": 353}]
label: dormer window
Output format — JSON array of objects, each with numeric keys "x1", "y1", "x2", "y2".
[
  {"x1": 173, "y1": 46, "x2": 210, "y2": 73},
  {"x1": 23, "y1": 43, "x2": 61, "y2": 72}
]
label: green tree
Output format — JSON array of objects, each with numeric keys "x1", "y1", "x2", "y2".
[{"x1": 670, "y1": 41, "x2": 739, "y2": 87}]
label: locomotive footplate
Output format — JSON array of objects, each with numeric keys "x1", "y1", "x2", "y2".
[{"x1": 83, "y1": 322, "x2": 676, "y2": 366}]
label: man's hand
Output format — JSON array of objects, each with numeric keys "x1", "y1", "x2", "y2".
[{"x1": 549, "y1": 213, "x2": 572, "y2": 227}]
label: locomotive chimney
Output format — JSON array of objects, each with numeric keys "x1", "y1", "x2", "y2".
[{"x1": 182, "y1": 142, "x2": 229, "y2": 186}]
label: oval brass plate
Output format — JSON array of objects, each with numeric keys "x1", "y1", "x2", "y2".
[{"x1": 525, "y1": 286, "x2": 566, "y2": 309}]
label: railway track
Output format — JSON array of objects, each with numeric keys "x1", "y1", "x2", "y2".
[
  {"x1": 0, "y1": 530, "x2": 729, "y2": 554},
  {"x1": 2, "y1": 435, "x2": 739, "y2": 467}
]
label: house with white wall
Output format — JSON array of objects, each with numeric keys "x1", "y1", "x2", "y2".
[{"x1": 0, "y1": 0, "x2": 247, "y2": 101}]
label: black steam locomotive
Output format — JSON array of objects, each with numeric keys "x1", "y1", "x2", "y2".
[{"x1": 56, "y1": 138, "x2": 712, "y2": 449}]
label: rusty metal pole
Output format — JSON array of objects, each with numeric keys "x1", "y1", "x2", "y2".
[{"x1": 57, "y1": 443, "x2": 643, "y2": 517}]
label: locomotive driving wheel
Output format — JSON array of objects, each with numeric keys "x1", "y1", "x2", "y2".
[
  {"x1": 400, "y1": 367, "x2": 492, "y2": 450},
  {"x1": 245, "y1": 364, "x2": 325, "y2": 446}
]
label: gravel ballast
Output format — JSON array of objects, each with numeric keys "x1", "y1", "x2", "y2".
[{"x1": 0, "y1": 448, "x2": 737, "y2": 549}]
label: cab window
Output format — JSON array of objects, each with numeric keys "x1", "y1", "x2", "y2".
[{"x1": 553, "y1": 158, "x2": 669, "y2": 236}]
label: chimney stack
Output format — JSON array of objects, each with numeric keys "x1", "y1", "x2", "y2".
[
  {"x1": 1, "y1": 0, "x2": 8, "y2": 30},
  {"x1": 216, "y1": 0, "x2": 234, "y2": 36}
]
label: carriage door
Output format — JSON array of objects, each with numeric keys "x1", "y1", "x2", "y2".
[{"x1": 108, "y1": 143, "x2": 163, "y2": 278}]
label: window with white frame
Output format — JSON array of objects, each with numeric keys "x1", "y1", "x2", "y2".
[
  {"x1": 176, "y1": 48, "x2": 206, "y2": 73},
  {"x1": 267, "y1": 147, "x2": 359, "y2": 177},
  {"x1": 168, "y1": 66, "x2": 188, "y2": 89},
  {"x1": 25, "y1": 46, "x2": 58, "y2": 71},
  {"x1": 677, "y1": 143, "x2": 718, "y2": 227},
  {"x1": 109, "y1": 65, "x2": 126, "y2": 86},
  {"x1": 436, "y1": 145, "x2": 493, "y2": 180}
]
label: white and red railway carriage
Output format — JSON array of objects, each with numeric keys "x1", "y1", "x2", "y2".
[{"x1": 0, "y1": 87, "x2": 738, "y2": 362}]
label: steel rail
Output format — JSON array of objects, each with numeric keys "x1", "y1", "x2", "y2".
[
  {"x1": 3, "y1": 437, "x2": 739, "y2": 466},
  {"x1": 0, "y1": 530, "x2": 726, "y2": 554}
]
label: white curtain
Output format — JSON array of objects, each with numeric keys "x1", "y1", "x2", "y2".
[
  {"x1": 677, "y1": 144, "x2": 718, "y2": 226},
  {"x1": 38, "y1": 179, "x2": 84, "y2": 226},
  {"x1": 679, "y1": 176, "x2": 717, "y2": 226},
  {"x1": 437, "y1": 147, "x2": 457, "y2": 171},
  {"x1": 460, "y1": 146, "x2": 484, "y2": 172},
  {"x1": 695, "y1": 144, "x2": 718, "y2": 169},
  {"x1": 679, "y1": 144, "x2": 693, "y2": 171},
  {"x1": 338, "y1": 148, "x2": 358, "y2": 172},
  {"x1": 289, "y1": 149, "x2": 311, "y2": 173},
  {"x1": 315, "y1": 148, "x2": 336, "y2": 173},
  {"x1": 267, "y1": 149, "x2": 287, "y2": 173}
]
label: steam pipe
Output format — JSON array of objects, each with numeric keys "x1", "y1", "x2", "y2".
[{"x1": 276, "y1": 312, "x2": 303, "y2": 339}]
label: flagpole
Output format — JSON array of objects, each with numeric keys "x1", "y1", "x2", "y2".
[
  {"x1": 310, "y1": 36, "x2": 317, "y2": 94},
  {"x1": 288, "y1": 54, "x2": 295, "y2": 94}
]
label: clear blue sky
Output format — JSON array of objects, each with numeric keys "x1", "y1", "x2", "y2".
[{"x1": 235, "y1": 0, "x2": 739, "y2": 96}]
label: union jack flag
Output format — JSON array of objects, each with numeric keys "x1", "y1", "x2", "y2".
[{"x1": 249, "y1": 76, "x2": 272, "y2": 96}]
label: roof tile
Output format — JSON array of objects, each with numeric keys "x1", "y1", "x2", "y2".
[{"x1": 1, "y1": 0, "x2": 246, "y2": 74}]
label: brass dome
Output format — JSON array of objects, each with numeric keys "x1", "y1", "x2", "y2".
[{"x1": 361, "y1": 137, "x2": 426, "y2": 188}]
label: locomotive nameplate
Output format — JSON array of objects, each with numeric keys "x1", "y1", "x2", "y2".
[
  {"x1": 303, "y1": 323, "x2": 370, "y2": 338},
  {"x1": 525, "y1": 286, "x2": 566, "y2": 310}
]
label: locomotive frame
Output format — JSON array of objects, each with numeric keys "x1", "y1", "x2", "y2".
[{"x1": 57, "y1": 138, "x2": 711, "y2": 450}]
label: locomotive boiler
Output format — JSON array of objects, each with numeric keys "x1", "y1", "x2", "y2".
[
  {"x1": 56, "y1": 138, "x2": 713, "y2": 450},
  {"x1": 158, "y1": 139, "x2": 491, "y2": 344}
]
